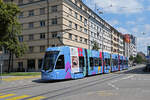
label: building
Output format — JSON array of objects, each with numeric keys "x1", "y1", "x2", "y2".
[
  {"x1": 118, "y1": 33, "x2": 124, "y2": 56},
  {"x1": 123, "y1": 34, "x2": 137, "y2": 58},
  {"x1": 2, "y1": 0, "x2": 135, "y2": 72},
  {"x1": 123, "y1": 34, "x2": 130, "y2": 58},
  {"x1": 129, "y1": 34, "x2": 137, "y2": 57}
]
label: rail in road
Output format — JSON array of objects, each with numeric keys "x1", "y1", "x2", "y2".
[{"x1": 0, "y1": 65, "x2": 144, "y2": 100}]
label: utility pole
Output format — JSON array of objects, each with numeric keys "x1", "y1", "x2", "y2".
[{"x1": 47, "y1": 0, "x2": 50, "y2": 48}]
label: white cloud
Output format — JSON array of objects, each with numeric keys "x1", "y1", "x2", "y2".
[
  {"x1": 144, "y1": 24, "x2": 150, "y2": 33},
  {"x1": 108, "y1": 20, "x2": 119, "y2": 26},
  {"x1": 116, "y1": 27, "x2": 130, "y2": 34},
  {"x1": 137, "y1": 37, "x2": 150, "y2": 53},
  {"x1": 131, "y1": 27, "x2": 138, "y2": 33},
  {"x1": 92, "y1": 0, "x2": 143, "y2": 14},
  {"x1": 126, "y1": 21, "x2": 136, "y2": 25}
]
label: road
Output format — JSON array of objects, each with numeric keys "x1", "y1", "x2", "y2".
[{"x1": 0, "y1": 64, "x2": 150, "y2": 100}]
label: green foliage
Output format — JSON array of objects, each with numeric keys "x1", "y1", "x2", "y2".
[
  {"x1": 129, "y1": 56, "x2": 134, "y2": 61},
  {"x1": 92, "y1": 41, "x2": 100, "y2": 51},
  {"x1": 134, "y1": 54, "x2": 143, "y2": 64},
  {"x1": 0, "y1": 2, "x2": 28, "y2": 72},
  {"x1": 0, "y1": 1, "x2": 20, "y2": 41},
  {"x1": 2, "y1": 72, "x2": 41, "y2": 76}
]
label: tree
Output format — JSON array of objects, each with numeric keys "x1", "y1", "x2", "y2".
[
  {"x1": 129, "y1": 55, "x2": 134, "y2": 61},
  {"x1": 92, "y1": 41, "x2": 100, "y2": 51},
  {"x1": 134, "y1": 54, "x2": 143, "y2": 64},
  {"x1": 0, "y1": 1, "x2": 28, "y2": 72}
]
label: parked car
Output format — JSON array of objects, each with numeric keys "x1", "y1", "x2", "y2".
[
  {"x1": 132, "y1": 63, "x2": 136, "y2": 66},
  {"x1": 145, "y1": 63, "x2": 150, "y2": 71}
]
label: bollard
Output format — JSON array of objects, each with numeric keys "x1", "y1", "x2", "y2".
[{"x1": 0, "y1": 64, "x2": 2, "y2": 83}]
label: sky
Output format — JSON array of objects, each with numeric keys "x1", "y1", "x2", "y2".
[{"x1": 82, "y1": 0, "x2": 150, "y2": 55}]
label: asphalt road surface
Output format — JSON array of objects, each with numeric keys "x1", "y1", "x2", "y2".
[{"x1": 0, "y1": 64, "x2": 150, "y2": 100}]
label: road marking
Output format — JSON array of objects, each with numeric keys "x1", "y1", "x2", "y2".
[
  {"x1": 2, "y1": 76, "x2": 40, "y2": 82},
  {"x1": 0, "y1": 94, "x2": 16, "y2": 99},
  {"x1": 0, "y1": 93, "x2": 3, "y2": 95},
  {"x1": 121, "y1": 75, "x2": 135, "y2": 80},
  {"x1": 6, "y1": 95, "x2": 31, "y2": 100},
  {"x1": 27, "y1": 96, "x2": 46, "y2": 100},
  {"x1": 96, "y1": 91, "x2": 118, "y2": 96},
  {"x1": 108, "y1": 83, "x2": 119, "y2": 90}
]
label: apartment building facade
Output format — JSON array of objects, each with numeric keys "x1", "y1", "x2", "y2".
[
  {"x1": 129, "y1": 34, "x2": 137, "y2": 57},
  {"x1": 2, "y1": 0, "x2": 135, "y2": 72}
]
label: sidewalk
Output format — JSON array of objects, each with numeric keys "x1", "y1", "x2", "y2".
[{"x1": 0, "y1": 75, "x2": 41, "y2": 90}]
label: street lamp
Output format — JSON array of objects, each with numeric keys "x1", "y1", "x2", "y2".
[
  {"x1": 57, "y1": 29, "x2": 72, "y2": 46},
  {"x1": 47, "y1": 0, "x2": 50, "y2": 48}
]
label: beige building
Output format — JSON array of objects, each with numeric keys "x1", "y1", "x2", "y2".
[{"x1": 2, "y1": 0, "x2": 128, "y2": 72}]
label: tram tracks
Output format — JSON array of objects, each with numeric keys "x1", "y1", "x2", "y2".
[
  {"x1": 22, "y1": 73, "x2": 127, "y2": 100},
  {"x1": 0, "y1": 68, "x2": 131, "y2": 95}
]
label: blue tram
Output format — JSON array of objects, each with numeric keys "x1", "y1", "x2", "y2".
[{"x1": 41, "y1": 46, "x2": 128, "y2": 80}]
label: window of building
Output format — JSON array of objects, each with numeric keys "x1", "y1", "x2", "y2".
[
  {"x1": 40, "y1": 33, "x2": 45, "y2": 39},
  {"x1": 75, "y1": 12, "x2": 78, "y2": 19},
  {"x1": 28, "y1": 0, "x2": 34, "y2": 3},
  {"x1": 29, "y1": 22, "x2": 34, "y2": 29},
  {"x1": 38, "y1": 59, "x2": 43, "y2": 69},
  {"x1": 40, "y1": 20, "x2": 45, "y2": 27},
  {"x1": 52, "y1": 18, "x2": 57, "y2": 24},
  {"x1": 40, "y1": 46, "x2": 45, "y2": 52},
  {"x1": 55, "y1": 55, "x2": 65, "y2": 69},
  {"x1": 69, "y1": 33, "x2": 72, "y2": 40},
  {"x1": 29, "y1": 34, "x2": 34, "y2": 40},
  {"x1": 75, "y1": 24, "x2": 78, "y2": 30},
  {"x1": 18, "y1": 35, "x2": 23, "y2": 42},
  {"x1": 18, "y1": 62, "x2": 23, "y2": 68},
  {"x1": 80, "y1": 37, "x2": 82, "y2": 42},
  {"x1": 84, "y1": 18, "x2": 87, "y2": 26},
  {"x1": 75, "y1": 35, "x2": 78, "y2": 41},
  {"x1": 29, "y1": 10, "x2": 34, "y2": 16},
  {"x1": 84, "y1": 39, "x2": 87, "y2": 44},
  {"x1": 19, "y1": 12, "x2": 23, "y2": 18},
  {"x1": 69, "y1": 21, "x2": 72, "y2": 28},
  {"x1": 27, "y1": 59, "x2": 35, "y2": 70},
  {"x1": 40, "y1": 8, "x2": 45, "y2": 15},
  {"x1": 69, "y1": 8, "x2": 72, "y2": 15},
  {"x1": 80, "y1": 26, "x2": 82, "y2": 32},
  {"x1": 52, "y1": 32, "x2": 57, "y2": 38},
  {"x1": 75, "y1": 0, "x2": 77, "y2": 5},
  {"x1": 51, "y1": 5, "x2": 57, "y2": 12},
  {"x1": 80, "y1": 4, "x2": 82, "y2": 9},
  {"x1": 18, "y1": 0, "x2": 23, "y2": 5},
  {"x1": 84, "y1": 28, "x2": 87, "y2": 34},
  {"x1": 80, "y1": 15, "x2": 82, "y2": 21},
  {"x1": 29, "y1": 46, "x2": 34, "y2": 53}
]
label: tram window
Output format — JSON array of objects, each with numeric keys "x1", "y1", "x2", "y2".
[
  {"x1": 98, "y1": 59, "x2": 102, "y2": 66},
  {"x1": 55, "y1": 55, "x2": 65, "y2": 69},
  {"x1": 94, "y1": 58, "x2": 99, "y2": 66},
  {"x1": 90, "y1": 57, "x2": 94, "y2": 68},
  {"x1": 105, "y1": 59, "x2": 110, "y2": 66},
  {"x1": 79, "y1": 57, "x2": 85, "y2": 68}
]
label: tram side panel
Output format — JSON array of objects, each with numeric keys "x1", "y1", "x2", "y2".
[
  {"x1": 87, "y1": 50, "x2": 103, "y2": 76},
  {"x1": 103, "y1": 52, "x2": 111, "y2": 74},
  {"x1": 69, "y1": 47, "x2": 85, "y2": 79}
]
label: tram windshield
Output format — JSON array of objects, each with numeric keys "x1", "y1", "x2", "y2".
[{"x1": 43, "y1": 51, "x2": 59, "y2": 71}]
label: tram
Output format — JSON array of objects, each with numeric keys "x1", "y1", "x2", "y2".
[{"x1": 41, "y1": 46, "x2": 128, "y2": 80}]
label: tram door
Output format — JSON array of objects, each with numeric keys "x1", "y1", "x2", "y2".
[{"x1": 85, "y1": 49, "x2": 88, "y2": 76}]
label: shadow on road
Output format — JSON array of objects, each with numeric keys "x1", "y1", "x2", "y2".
[
  {"x1": 32, "y1": 65, "x2": 150, "y2": 83},
  {"x1": 116, "y1": 65, "x2": 150, "y2": 74},
  {"x1": 32, "y1": 78, "x2": 75, "y2": 84}
]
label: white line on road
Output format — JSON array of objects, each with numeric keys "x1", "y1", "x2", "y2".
[{"x1": 107, "y1": 83, "x2": 119, "y2": 90}]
